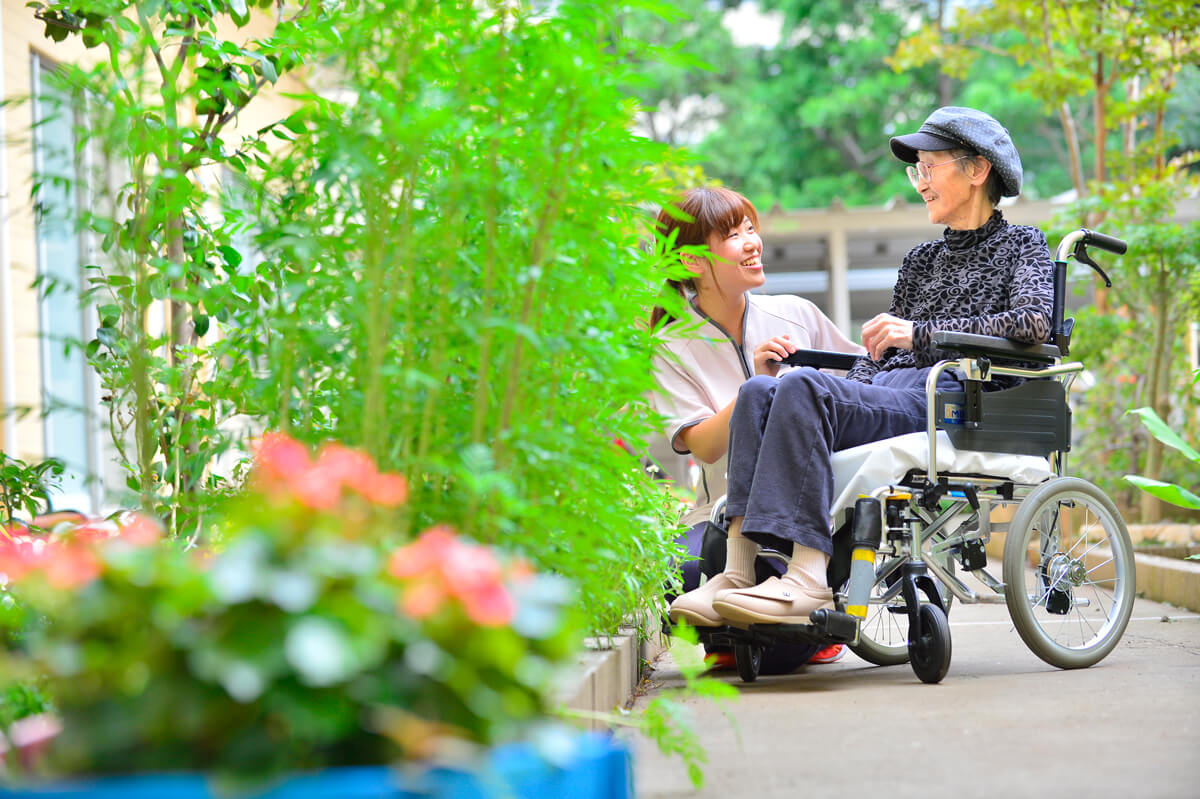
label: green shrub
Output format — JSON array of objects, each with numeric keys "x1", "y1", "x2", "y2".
[
  {"x1": 0, "y1": 455, "x2": 64, "y2": 527},
  {"x1": 223, "y1": 0, "x2": 690, "y2": 632},
  {"x1": 1, "y1": 435, "x2": 580, "y2": 781}
]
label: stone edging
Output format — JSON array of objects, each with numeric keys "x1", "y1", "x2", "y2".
[
  {"x1": 557, "y1": 626, "x2": 667, "y2": 730},
  {"x1": 1134, "y1": 551, "x2": 1200, "y2": 613}
]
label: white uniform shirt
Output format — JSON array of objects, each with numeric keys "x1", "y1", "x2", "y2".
[{"x1": 652, "y1": 293, "x2": 865, "y2": 527}]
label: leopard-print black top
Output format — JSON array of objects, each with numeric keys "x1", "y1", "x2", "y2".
[{"x1": 847, "y1": 210, "x2": 1053, "y2": 383}]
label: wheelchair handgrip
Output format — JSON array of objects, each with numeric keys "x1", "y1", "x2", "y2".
[
  {"x1": 777, "y1": 349, "x2": 861, "y2": 371},
  {"x1": 1082, "y1": 229, "x2": 1127, "y2": 255},
  {"x1": 931, "y1": 331, "x2": 1060, "y2": 365}
]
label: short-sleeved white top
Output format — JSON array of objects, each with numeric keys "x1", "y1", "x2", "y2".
[{"x1": 652, "y1": 292, "x2": 865, "y2": 527}]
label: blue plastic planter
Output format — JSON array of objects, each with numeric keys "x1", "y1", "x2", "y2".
[{"x1": 0, "y1": 733, "x2": 632, "y2": 798}]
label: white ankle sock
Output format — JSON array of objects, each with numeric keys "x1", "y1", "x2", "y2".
[
  {"x1": 784, "y1": 544, "x2": 830, "y2": 590},
  {"x1": 724, "y1": 534, "x2": 759, "y2": 587}
]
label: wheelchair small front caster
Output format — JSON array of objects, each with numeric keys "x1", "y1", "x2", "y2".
[
  {"x1": 908, "y1": 603, "x2": 951, "y2": 683},
  {"x1": 734, "y1": 643, "x2": 762, "y2": 683}
]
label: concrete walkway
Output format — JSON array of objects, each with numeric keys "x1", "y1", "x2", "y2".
[{"x1": 626, "y1": 593, "x2": 1200, "y2": 799}]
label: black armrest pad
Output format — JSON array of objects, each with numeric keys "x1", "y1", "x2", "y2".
[
  {"x1": 779, "y1": 349, "x2": 861, "y2": 370},
  {"x1": 931, "y1": 331, "x2": 1061, "y2": 365}
]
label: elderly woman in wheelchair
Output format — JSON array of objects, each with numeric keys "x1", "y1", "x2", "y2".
[{"x1": 668, "y1": 106, "x2": 1133, "y2": 684}]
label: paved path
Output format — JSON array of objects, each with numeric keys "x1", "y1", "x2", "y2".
[{"x1": 625, "y1": 594, "x2": 1200, "y2": 799}]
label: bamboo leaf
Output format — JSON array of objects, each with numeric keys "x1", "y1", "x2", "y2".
[
  {"x1": 1124, "y1": 475, "x2": 1200, "y2": 510},
  {"x1": 1127, "y1": 407, "x2": 1200, "y2": 463}
]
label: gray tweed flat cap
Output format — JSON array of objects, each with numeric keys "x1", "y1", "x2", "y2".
[{"x1": 890, "y1": 106, "x2": 1023, "y2": 197}]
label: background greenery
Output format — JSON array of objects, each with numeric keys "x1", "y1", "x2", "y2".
[
  {"x1": 13, "y1": 1, "x2": 1200, "y2": 650},
  {"x1": 622, "y1": 0, "x2": 1200, "y2": 523}
]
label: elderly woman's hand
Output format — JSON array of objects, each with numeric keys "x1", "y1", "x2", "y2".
[
  {"x1": 753, "y1": 335, "x2": 796, "y2": 377},
  {"x1": 862, "y1": 313, "x2": 914, "y2": 361}
]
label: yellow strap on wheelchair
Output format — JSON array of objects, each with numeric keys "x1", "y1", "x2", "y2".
[
  {"x1": 851, "y1": 548, "x2": 875, "y2": 563},
  {"x1": 846, "y1": 605, "x2": 867, "y2": 618}
]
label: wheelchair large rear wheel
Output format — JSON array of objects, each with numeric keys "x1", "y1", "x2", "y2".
[
  {"x1": 841, "y1": 553, "x2": 910, "y2": 666},
  {"x1": 1002, "y1": 477, "x2": 1135, "y2": 669}
]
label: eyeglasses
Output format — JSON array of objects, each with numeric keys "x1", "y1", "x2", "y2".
[{"x1": 906, "y1": 155, "x2": 973, "y2": 188}]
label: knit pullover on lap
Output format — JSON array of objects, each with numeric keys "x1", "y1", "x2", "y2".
[{"x1": 847, "y1": 210, "x2": 1053, "y2": 383}]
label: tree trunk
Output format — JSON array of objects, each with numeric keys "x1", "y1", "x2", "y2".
[
  {"x1": 1090, "y1": 53, "x2": 1112, "y2": 312},
  {"x1": 935, "y1": 0, "x2": 953, "y2": 106},
  {"x1": 1139, "y1": 268, "x2": 1172, "y2": 524}
]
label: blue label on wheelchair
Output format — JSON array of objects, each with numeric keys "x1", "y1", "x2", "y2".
[{"x1": 941, "y1": 403, "x2": 964, "y2": 425}]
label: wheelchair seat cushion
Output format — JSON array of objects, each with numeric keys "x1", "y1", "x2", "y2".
[{"x1": 830, "y1": 431, "x2": 1052, "y2": 517}]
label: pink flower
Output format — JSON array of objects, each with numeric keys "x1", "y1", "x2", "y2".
[
  {"x1": 0, "y1": 537, "x2": 33, "y2": 582},
  {"x1": 401, "y1": 580, "x2": 447, "y2": 619},
  {"x1": 315, "y1": 444, "x2": 377, "y2": 490},
  {"x1": 444, "y1": 542, "x2": 504, "y2": 596},
  {"x1": 387, "y1": 527, "x2": 516, "y2": 627},
  {"x1": 388, "y1": 526, "x2": 458, "y2": 580},
  {"x1": 253, "y1": 432, "x2": 312, "y2": 483},
  {"x1": 71, "y1": 522, "x2": 117, "y2": 543},
  {"x1": 116, "y1": 513, "x2": 162, "y2": 546},
  {"x1": 41, "y1": 544, "x2": 101, "y2": 589},
  {"x1": 289, "y1": 468, "x2": 343, "y2": 510},
  {"x1": 361, "y1": 471, "x2": 409, "y2": 507},
  {"x1": 459, "y1": 580, "x2": 514, "y2": 627}
]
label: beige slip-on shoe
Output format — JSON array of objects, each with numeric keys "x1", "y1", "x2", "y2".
[
  {"x1": 669, "y1": 572, "x2": 752, "y2": 628},
  {"x1": 711, "y1": 576, "x2": 834, "y2": 625}
]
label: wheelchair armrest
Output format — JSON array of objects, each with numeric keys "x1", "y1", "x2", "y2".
[
  {"x1": 931, "y1": 331, "x2": 1061, "y2": 366},
  {"x1": 778, "y1": 349, "x2": 861, "y2": 371}
]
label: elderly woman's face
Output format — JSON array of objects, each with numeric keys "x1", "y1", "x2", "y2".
[{"x1": 912, "y1": 150, "x2": 988, "y2": 229}]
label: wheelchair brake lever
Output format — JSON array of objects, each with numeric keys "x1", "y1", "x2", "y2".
[{"x1": 1072, "y1": 240, "x2": 1113, "y2": 287}]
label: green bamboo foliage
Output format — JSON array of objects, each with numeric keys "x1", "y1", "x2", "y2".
[
  {"x1": 29, "y1": 0, "x2": 690, "y2": 633},
  {"x1": 220, "y1": 0, "x2": 692, "y2": 632}
]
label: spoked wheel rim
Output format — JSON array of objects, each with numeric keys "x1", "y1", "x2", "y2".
[{"x1": 1002, "y1": 477, "x2": 1135, "y2": 669}]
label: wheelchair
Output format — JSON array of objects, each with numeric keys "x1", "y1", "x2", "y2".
[{"x1": 690, "y1": 228, "x2": 1134, "y2": 685}]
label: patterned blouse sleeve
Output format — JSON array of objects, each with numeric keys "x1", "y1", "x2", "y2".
[
  {"x1": 848, "y1": 244, "x2": 924, "y2": 382},
  {"x1": 911, "y1": 228, "x2": 1054, "y2": 355}
]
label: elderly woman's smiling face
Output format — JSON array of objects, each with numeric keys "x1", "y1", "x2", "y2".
[{"x1": 912, "y1": 150, "x2": 992, "y2": 230}]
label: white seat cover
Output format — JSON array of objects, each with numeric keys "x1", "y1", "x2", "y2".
[{"x1": 830, "y1": 431, "x2": 1053, "y2": 517}]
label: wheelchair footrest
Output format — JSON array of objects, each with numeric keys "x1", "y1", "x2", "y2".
[
  {"x1": 807, "y1": 609, "x2": 859, "y2": 643},
  {"x1": 686, "y1": 612, "x2": 858, "y2": 650}
]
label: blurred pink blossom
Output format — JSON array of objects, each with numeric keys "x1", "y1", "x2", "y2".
[
  {"x1": 251, "y1": 433, "x2": 409, "y2": 512},
  {"x1": 388, "y1": 526, "x2": 516, "y2": 627},
  {"x1": 0, "y1": 533, "x2": 101, "y2": 589},
  {"x1": 361, "y1": 472, "x2": 409, "y2": 507},
  {"x1": 388, "y1": 525, "x2": 458, "y2": 580},
  {"x1": 117, "y1": 513, "x2": 163, "y2": 546},
  {"x1": 253, "y1": 432, "x2": 312, "y2": 483}
]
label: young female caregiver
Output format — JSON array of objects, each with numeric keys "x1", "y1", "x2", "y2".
[{"x1": 650, "y1": 186, "x2": 864, "y2": 668}]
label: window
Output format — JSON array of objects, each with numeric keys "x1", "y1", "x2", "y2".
[{"x1": 32, "y1": 55, "x2": 102, "y2": 513}]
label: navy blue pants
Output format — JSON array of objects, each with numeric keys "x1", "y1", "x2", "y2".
[{"x1": 726, "y1": 367, "x2": 961, "y2": 555}]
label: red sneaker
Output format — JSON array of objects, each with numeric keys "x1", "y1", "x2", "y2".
[
  {"x1": 705, "y1": 651, "x2": 737, "y2": 671},
  {"x1": 809, "y1": 644, "x2": 846, "y2": 664}
]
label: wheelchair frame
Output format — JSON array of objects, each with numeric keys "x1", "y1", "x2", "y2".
[{"x1": 690, "y1": 228, "x2": 1136, "y2": 685}]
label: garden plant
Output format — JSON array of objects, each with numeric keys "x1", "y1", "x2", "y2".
[
  {"x1": 1124, "y1": 374, "x2": 1200, "y2": 514},
  {"x1": 0, "y1": 455, "x2": 63, "y2": 531},
  {"x1": 5, "y1": 0, "x2": 738, "y2": 787},
  {"x1": 0, "y1": 435, "x2": 582, "y2": 783}
]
